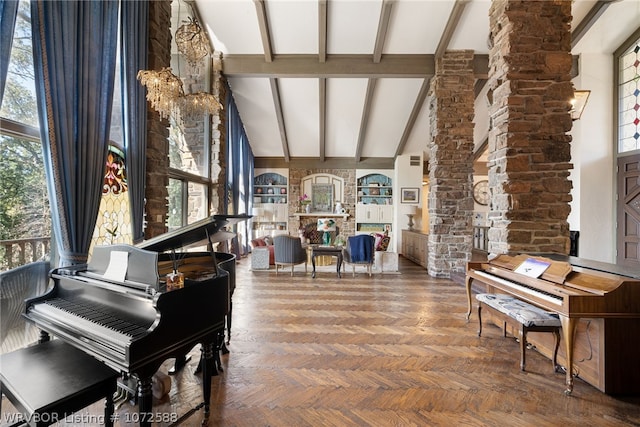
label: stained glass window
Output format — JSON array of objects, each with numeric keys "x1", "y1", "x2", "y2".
[
  {"x1": 619, "y1": 40, "x2": 640, "y2": 153},
  {"x1": 91, "y1": 144, "x2": 132, "y2": 246}
]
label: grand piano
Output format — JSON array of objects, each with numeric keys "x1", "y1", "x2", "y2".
[
  {"x1": 23, "y1": 215, "x2": 241, "y2": 426},
  {"x1": 466, "y1": 253, "x2": 640, "y2": 395}
]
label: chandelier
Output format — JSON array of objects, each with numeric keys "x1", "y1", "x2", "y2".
[
  {"x1": 137, "y1": 16, "x2": 222, "y2": 121},
  {"x1": 175, "y1": 17, "x2": 210, "y2": 68},
  {"x1": 136, "y1": 68, "x2": 183, "y2": 120}
]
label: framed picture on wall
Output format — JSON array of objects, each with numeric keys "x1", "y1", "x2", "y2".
[
  {"x1": 311, "y1": 183, "x2": 333, "y2": 212},
  {"x1": 401, "y1": 187, "x2": 419, "y2": 204}
]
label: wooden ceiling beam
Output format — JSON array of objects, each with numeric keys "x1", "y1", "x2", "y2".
[
  {"x1": 572, "y1": 0, "x2": 617, "y2": 49},
  {"x1": 373, "y1": 0, "x2": 395, "y2": 64},
  {"x1": 394, "y1": 78, "x2": 430, "y2": 158},
  {"x1": 319, "y1": 78, "x2": 326, "y2": 162},
  {"x1": 223, "y1": 54, "x2": 489, "y2": 79},
  {"x1": 269, "y1": 78, "x2": 290, "y2": 162},
  {"x1": 319, "y1": 0, "x2": 327, "y2": 63},
  {"x1": 253, "y1": 0, "x2": 273, "y2": 62},
  {"x1": 355, "y1": 79, "x2": 377, "y2": 163},
  {"x1": 435, "y1": 0, "x2": 470, "y2": 59}
]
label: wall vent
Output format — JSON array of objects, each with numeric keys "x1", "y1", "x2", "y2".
[{"x1": 410, "y1": 155, "x2": 420, "y2": 166}]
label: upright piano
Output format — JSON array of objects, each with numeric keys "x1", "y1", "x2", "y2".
[
  {"x1": 24, "y1": 215, "x2": 236, "y2": 426},
  {"x1": 467, "y1": 254, "x2": 640, "y2": 395}
]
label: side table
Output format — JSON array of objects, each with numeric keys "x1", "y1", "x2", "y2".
[{"x1": 311, "y1": 245, "x2": 343, "y2": 278}]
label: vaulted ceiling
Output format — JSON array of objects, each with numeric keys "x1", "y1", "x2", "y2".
[{"x1": 188, "y1": 0, "x2": 640, "y2": 167}]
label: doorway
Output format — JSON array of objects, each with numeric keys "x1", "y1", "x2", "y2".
[{"x1": 616, "y1": 153, "x2": 640, "y2": 266}]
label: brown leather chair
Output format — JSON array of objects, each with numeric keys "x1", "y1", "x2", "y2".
[{"x1": 273, "y1": 235, "x2": 308, "y2": 276}]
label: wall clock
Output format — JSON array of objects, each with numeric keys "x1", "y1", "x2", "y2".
[{"x1": 473, "y1": 180, "x2": 489, "y2": 206}]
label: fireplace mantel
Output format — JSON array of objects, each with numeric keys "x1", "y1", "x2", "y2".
[{"x1": 294, "y1": 213, "x2": 350, "y2": 220}]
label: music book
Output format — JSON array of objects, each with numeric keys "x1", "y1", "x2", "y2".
[{"x1": 514, "y1": 257, "x2": 551, "y2": 278}]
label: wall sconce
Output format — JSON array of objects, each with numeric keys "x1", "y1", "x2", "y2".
[{"x1": 570, "y1": 90, "x2": 590, "y2": 121}]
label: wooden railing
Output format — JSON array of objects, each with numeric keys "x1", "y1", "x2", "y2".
[
  {"x1": 473, "y1": 226, "x2": 489, "y2": 252},
  {"x1": 1, "y1": 237, "x2": 50, "y2": 270}
]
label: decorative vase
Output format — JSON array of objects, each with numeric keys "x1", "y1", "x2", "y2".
[{"x1": 305, "y1": 204, "x2": 311, "y2": 214}]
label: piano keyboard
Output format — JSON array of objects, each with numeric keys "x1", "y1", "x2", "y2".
[
  {"x1": 474, "y1": 270, "x2": 563, "y2": 306},
  {"x1": 28, "y1": 297, "x2": 152, "y2": 347}
]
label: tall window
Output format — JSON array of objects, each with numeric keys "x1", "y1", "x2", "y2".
[
  {"x1": 0, "y1": 0, "x2": 50, "y2": 270},
  {"x1": 166, "y1": 1, "x2": 215, "y2": 230},
  {"x1": 618, "y1": 36, "x2": 640, "y2": 153}
]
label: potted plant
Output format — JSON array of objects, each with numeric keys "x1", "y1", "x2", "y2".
[{"x1": 299, "y1": 193, "x2": 311, "y2": 213}]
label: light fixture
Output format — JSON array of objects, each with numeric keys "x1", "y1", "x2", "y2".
[
  {"x1": 137, "y1": 12, "x2": 222, "y2": 121},
  {"x1": 570, "y1": 90, "x2": 590, "y2": 121},
  {"x1": 175, "y1": 16, "x2": 210, "y2": 68},
  {"x1": 179, "y1": 92, "x2": 223, "y2": 120},
  {"x1": 136, "y1": 68, "x2": 183, "y2": 120}
]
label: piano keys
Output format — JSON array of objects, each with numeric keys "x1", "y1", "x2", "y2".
[
  {"x1": 24, "y1": 215, "x2": 237, "y2": 426},
  {"x1": 466, "y1": 253, "x2": 640, "y2": 395}
]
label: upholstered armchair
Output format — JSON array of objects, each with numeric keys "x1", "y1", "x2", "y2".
[
  {"x1": 273, "y1": 235, "x2": 308, "y2": 276},
  {"x1": 342, "y1": 234, "x2": 375, "y2": 277}
]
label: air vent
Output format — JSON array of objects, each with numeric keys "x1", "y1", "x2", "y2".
[{"x1": 410, "y1": 156, "x2": 420, "y2": 166}]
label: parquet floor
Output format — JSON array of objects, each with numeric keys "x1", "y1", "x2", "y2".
[{"x1": 3, "y1": 256, "x2": 640, "y2": 426}]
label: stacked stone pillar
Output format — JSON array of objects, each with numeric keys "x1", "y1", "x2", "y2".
[
  {"x1": 486, "y1": 0, "x2": 573, "y2": 255},
  {"x1": 427, "y1": 50, "x2": 476, "y2": 278},
  {"x1": 144, "y1": 0, "x2": 171, "y2": 239},
  {"x1": 144, "y1": 0, "x2": 227, "y2": 238}
]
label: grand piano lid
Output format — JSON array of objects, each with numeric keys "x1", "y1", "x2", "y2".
[
  {"x1": 214, "y1": 213, "x2": 252, "y2": 227},
  {"x1": 137, "y1": 215, "x2": 234, "y2": 253}
]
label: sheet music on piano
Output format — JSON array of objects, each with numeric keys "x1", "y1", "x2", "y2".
[
  {"x1": 513, "y1": 257, "x2": 551, "y2": 278},
  {"x1": 102, "y1": 250, "x2": 129, "y2": 282},
  {"x1": 81, "y1": 244, "x2": 160, "y2": 295}
]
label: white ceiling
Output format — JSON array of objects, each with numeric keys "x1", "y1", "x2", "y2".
[{"x1": 189, "y1": 0, "x2": 640, "y2": 164}]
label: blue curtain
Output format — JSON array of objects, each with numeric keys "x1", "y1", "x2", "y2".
[
  {"x1": 121, "y1": 0, "x2": 148, "y2": 244},
  {"x1": 226, "y1": 85, "x2": 254, "y2": 256},
  {"x1": 31, "y1": 0, "x2": 119, "y2": 266},
  {"x1": 0, "y1": 0, "x2": 19, "y2": 104}
]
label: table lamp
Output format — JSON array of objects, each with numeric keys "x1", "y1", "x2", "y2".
[
  {"x1": 406, "y1": 205, "x2": 417, "y2": 231},
  {"x1": 317, "y1": 218, "x2": 336, "y2": 246}
]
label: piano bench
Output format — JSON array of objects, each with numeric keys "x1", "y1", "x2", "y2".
[
  {"x1": 0, "y1": 340, "x2": 119, "y2": 427},
  {"x1": 475, "y1": 293, "x2": 561, "y2": 373}
]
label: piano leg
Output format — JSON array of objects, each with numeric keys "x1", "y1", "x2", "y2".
[
  {"x1": 197, "y1": 332, "x2": 224, "y2": 374},
  {"x1": 38, "y1": 330, "x2": 51, "y2": 343},
  {"x1": 201, "y1": 342, "x2": 214, "y2": 424},
  {"x1": 560, "y1": 316, "x2": 577, "y2": 395},
  {"x1": 465, "y1": 276, "x2": 474, "y2": 320},
  {"x1": 137, "y1": 376, "x2": 153, "y2": 427},
  {"x1": 169, "y1": 354, "x2": 192, "y2": 375},
  {"x1": 105, "y1": 389, "x2": 115, "y2": 427}
]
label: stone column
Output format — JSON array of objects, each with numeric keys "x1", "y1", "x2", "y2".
[
  {"x1": 211, "y1": 55, "x2": 226, "y2": 214},
  {"x1": 427, "y1": 50, "x2": 476, "y2": 278},
  {"x1": 486, "y1": 0, "x2": 573, "y2": 255},
  {"x1": 144, "y1": 0, "x2": 171, "y2": 239}
]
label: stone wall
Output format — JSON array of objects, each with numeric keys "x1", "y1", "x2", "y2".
[
  {"x1": 210, "y1": 56, "x2": 226, "y2": 214},
  {"x1": 427, "y1": 50, "x2": 476, "y2": 278},
  {"x1": 144, "y1": 0, "x2": 171, "y2": 239},
  {"x1": 486, "y1": 0, "x2": 573, "y2": 255},
  {"x1": 144, "y1": 0, "x2": 226, "y2": 238},
  {"x1": 287, "y1": 168, "x2": 356, "y2": 237}
]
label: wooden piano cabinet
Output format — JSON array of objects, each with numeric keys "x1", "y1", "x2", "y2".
[{"x1": 488, "y1": 309, "x2": 640, "y2": 395}]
